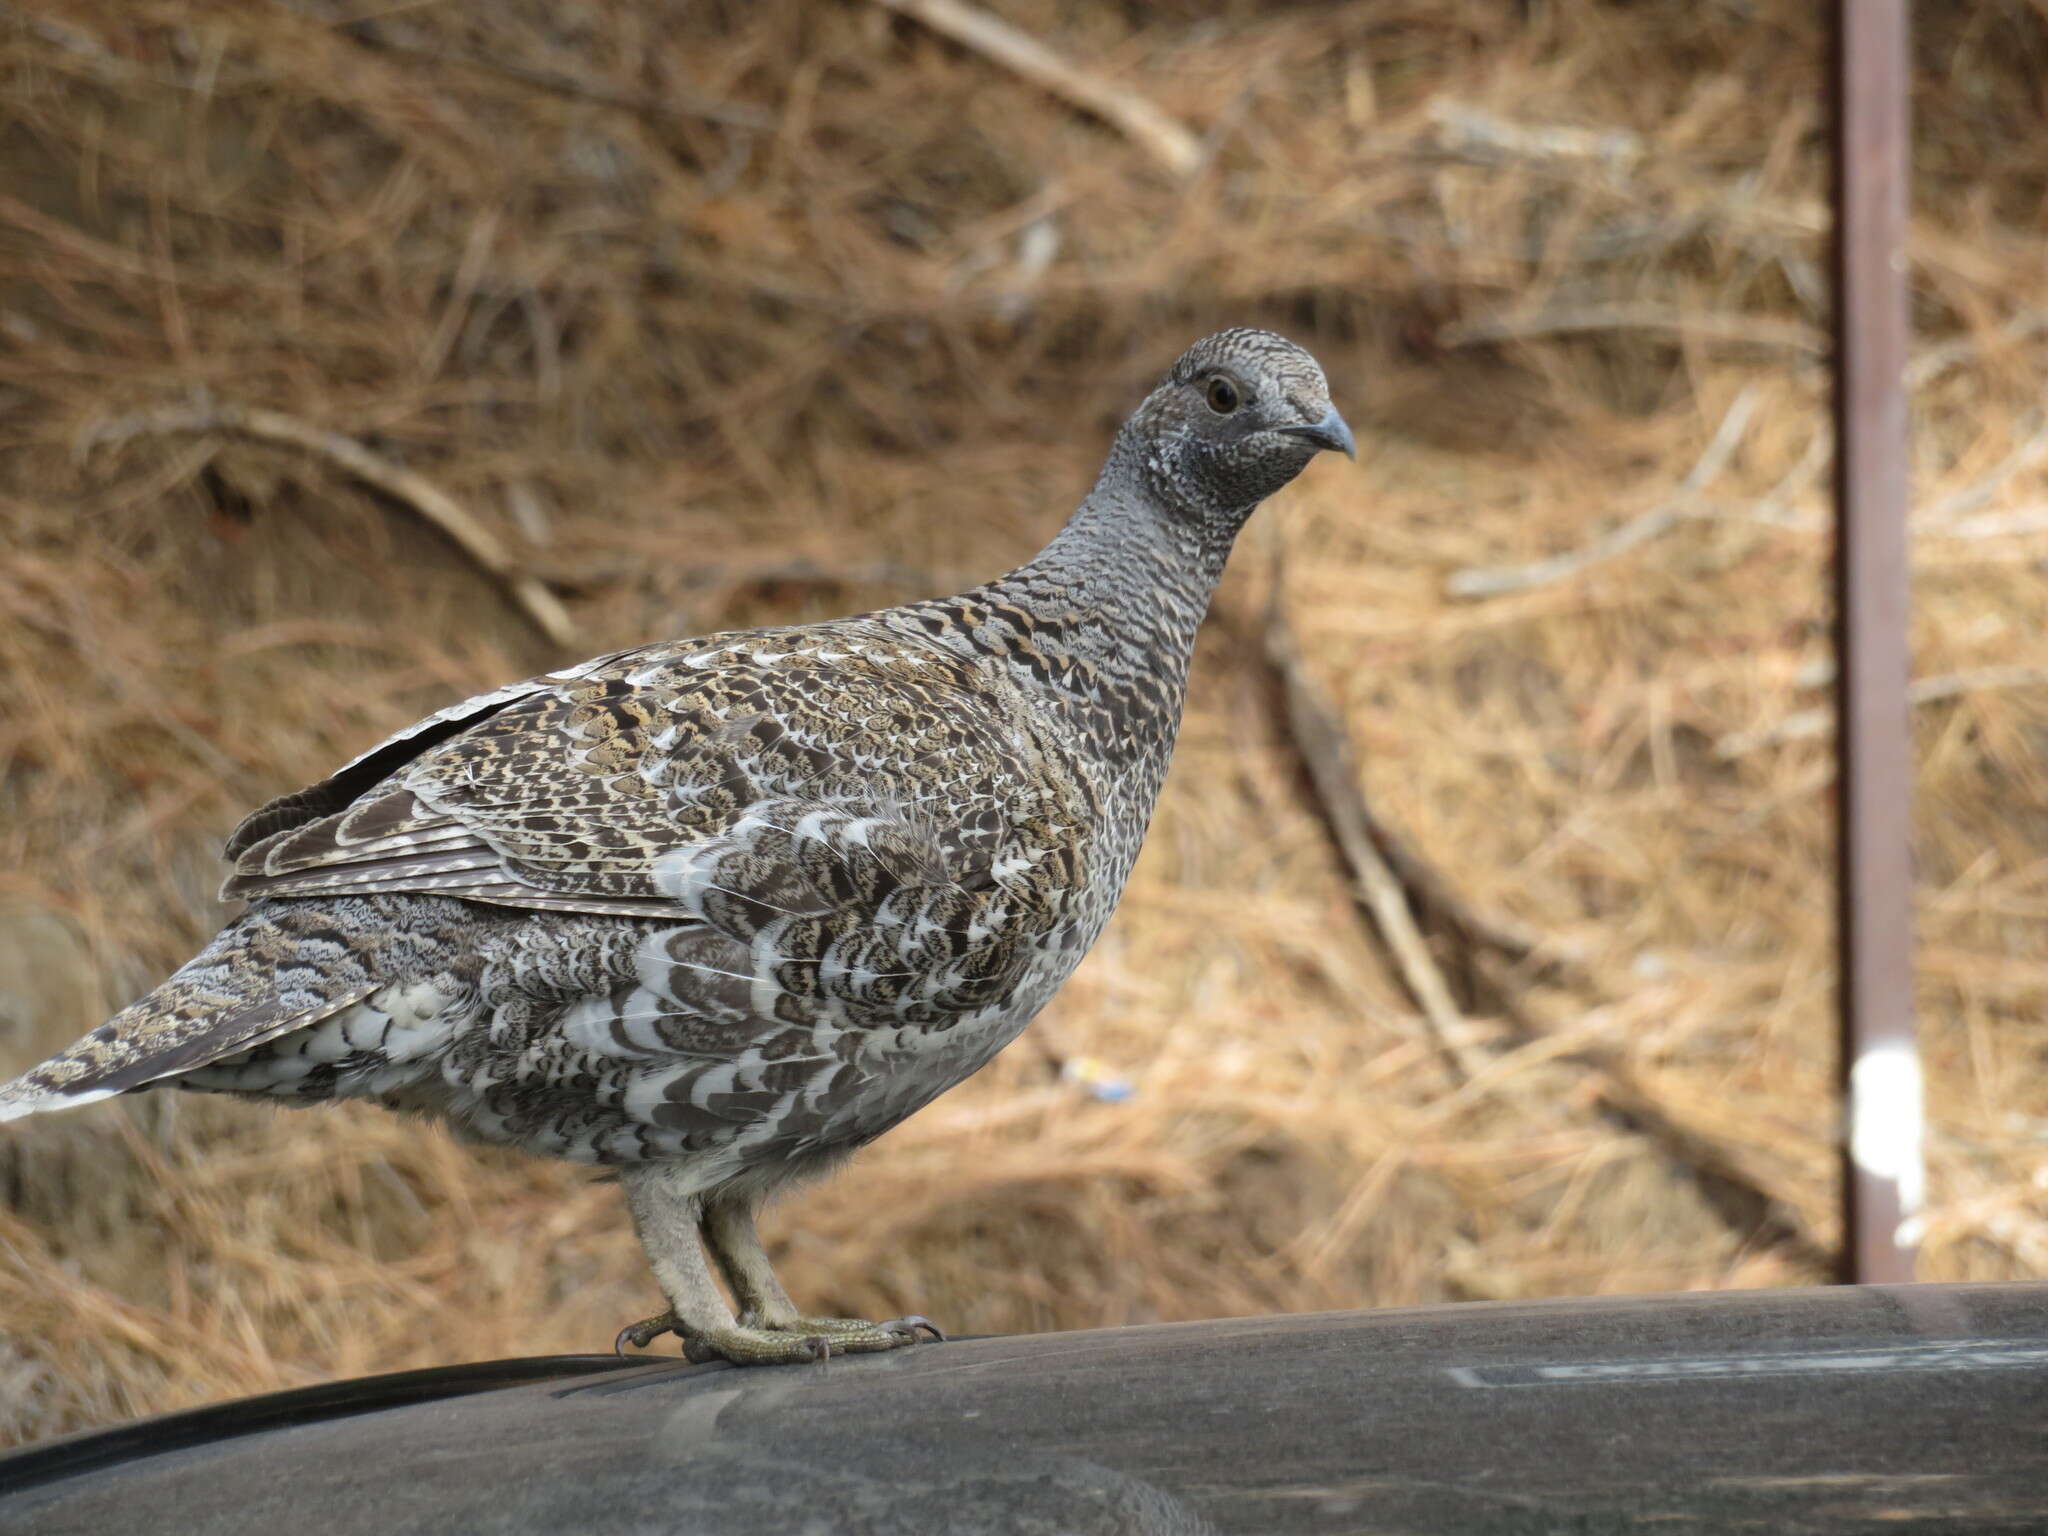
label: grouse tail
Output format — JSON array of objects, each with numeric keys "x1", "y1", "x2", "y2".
[{"x1": 0, "y1": 903, "x2": 377, "y2": 1123}]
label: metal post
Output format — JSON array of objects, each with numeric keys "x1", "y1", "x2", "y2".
[{"x1": 1831, "y1": 0, "x2": 1920, "y2": 1284}]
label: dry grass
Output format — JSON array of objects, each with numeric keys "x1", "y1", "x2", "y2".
[{"x1": 2, "y1": 0, "x2": 2046, "y2": 1445}]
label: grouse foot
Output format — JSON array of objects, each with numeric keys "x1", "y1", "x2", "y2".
[
  {"x1": 759, "y1": 1313, "x2": 944, "y2": 1344},
  {"x1": 615, "y1": 1309, "x2": 943, "y2": 1364}
]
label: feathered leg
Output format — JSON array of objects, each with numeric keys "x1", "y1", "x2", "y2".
[
  {"x1": 698, "y1": 1196, "x2": 799, "y2": 1326},
  {"x1": 614, "y1": 1165, "x2": 827, "y2": 1365},
  {"x1": 702, "y1": 1194, "x2": 942, "y2": 1350},
  {"x1": 614, "y1": 1166, "x2": 938, "y2": 1364}
]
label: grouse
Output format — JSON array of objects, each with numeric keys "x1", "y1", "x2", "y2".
[{"x1": 0, "y1": 329, "x2": 1352, "y2": 1366}]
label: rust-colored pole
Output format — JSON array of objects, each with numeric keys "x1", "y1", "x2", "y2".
[{"x1": 1831, "y1": 0, "x2": 1920, "y2": 1284}]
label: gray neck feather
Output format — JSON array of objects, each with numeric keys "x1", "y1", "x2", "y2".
[
  {"x1": 891, "y1": 419, "x2": 1252, "y2": 765},
  {"x1": 1008, "y1": 427, "x2": 1235, "y2": 651}
]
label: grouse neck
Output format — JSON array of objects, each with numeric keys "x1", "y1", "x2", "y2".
[
  {"x1": 879, "y1": 418, "x2": 1258, "y2": 763},
  {"x1": 997, "y1": 433, "x2": 1245, "y2": 653}
]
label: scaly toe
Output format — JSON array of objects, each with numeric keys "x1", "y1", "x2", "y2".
[
  {"x1": 685, "y1": 1325, "x2": 834, "y2": 1367},
  {"x1": 759, "y1": 1314, "x2": 943, "y2": 1354},
  {"x1": 615, "y1": 1310, "x2": 682, "y2": 1356}
]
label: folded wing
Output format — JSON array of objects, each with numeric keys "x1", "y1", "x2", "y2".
[{"x1": 222, "y1": 632, "x2": 1090, "y2": 942}]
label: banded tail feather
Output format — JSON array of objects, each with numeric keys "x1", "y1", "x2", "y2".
[{"x1": 0, "y1": 903, "x2": 380, "y2": 1122}]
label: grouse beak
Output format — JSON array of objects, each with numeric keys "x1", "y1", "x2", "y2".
[{"x1": 1277, "y1": 407, "x2": 1356, "y2": 460}]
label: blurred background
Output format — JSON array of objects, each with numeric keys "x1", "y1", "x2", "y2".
[{"x1": 2, "y1": 0, "x2": 2045, "y2": 1445}]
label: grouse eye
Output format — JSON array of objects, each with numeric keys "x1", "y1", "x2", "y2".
[{"x1": 1205, "y1": 376, "x2": 1241, "y2": 414}]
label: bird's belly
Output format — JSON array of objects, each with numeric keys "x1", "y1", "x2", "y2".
[
  {"x1": 437, "y1": 929, "x2": 1087, "y2": 1174},
  {"x1": 184, "y1": 894, "x2": 1104, "y2": 1176}
]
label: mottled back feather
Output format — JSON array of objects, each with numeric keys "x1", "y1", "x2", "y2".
[{"x1": 223, "y1": 629, "x2": 1090, "y2": 926}]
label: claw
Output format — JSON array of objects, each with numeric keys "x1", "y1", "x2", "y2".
[
  {"x1": 615, "y1": 1312, "x2": 680, "y2": 1356},
  {"x1": 887, "y1": 1315, "x2": 946, "y2": 1343}
]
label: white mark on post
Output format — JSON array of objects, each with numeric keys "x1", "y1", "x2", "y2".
[{"x1": 1850, "y1": 1041, "x2": 1926, "y2": 1246}]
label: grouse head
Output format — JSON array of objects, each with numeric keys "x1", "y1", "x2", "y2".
[{"x1": 1125, "y1": 328, "x2": 1353, "y2": 533}]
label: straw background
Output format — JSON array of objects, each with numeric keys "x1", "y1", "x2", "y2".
[{"x1": 2, "y1": 0, "x2": 2045, "y2": 1444}]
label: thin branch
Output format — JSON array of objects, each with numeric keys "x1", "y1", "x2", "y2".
[
  {"x1": 1903, "y1": 310, "x2": 2048, "y2": 389},
  {"x1": 339, "y1": 23, "x2": 776, "y2": 131},
  {"x1": 1913, "y1": 414, "x2": 2048, "y2": 526},
  {"x1": 1353, "y1": 809, "x2": 1573, "y2": 974},
  {"x1": 1715, "y1": 666, "x2": 2048, "y2": 758},
  {"x1": 1256, "y1": 572, "x2": 1825, "y2": 1261},
  {"x1": 1423, "y1": 100, "x2": 1644, "y2": 170},
  {"x1": 81, "y1": 402, "x2": 578, "y2": 649},
  {"x1": 869, "y1": 0, "x2": 1203, "y2": 177},
  {"x1": 1438, "y1": 304, "x2": 1826, "y2": 356},
  {"x1": 1262, "y1": 579, "x2": 1483, "y2": 1082},
  {"x1": 7, "y1": 6, "x2": 262, "y2": 93},
  {"x1": 1447, "y1": 385, "x2": 1763, "y2": 598},
  {"x1": 1507, "y1": 992, "x2": 1830, "y2": 1266},
  {"x1": 1931, "y1": 505, "x2": 2048, "y2": 540},
  {"x1": 1709, "y1": 430, "x2": 1830, "y2": 530},
  {"x1": 1669, "y1": 417, "x2": 2048, "y2": 543}
]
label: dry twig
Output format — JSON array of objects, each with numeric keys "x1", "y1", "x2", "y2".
[
  {"x1": 1904, "y1": 310, "x2": 2048, "y2": 388},
  {"x1": 81, "y1": 403, "x2": 578, "y2": 648},
  {"x1": 869, "y1": 0, "x2": 1203, "y2": 176},
  {"x1": 1438, "y1": 304, "x2": 1826, "y2": 356},
  {"x1": 1261, "y1": 578, "x2": 1483, "y2": 1081},
  {"x1": 1447, "y1": 385, "x2": 1764, "y2": 598},
  {"x1": 1424, "y1": 100, "x2": 1644, "y2": 169},
  {"x1": 1259, "y1": 566, "x2": 1825, "y2": 1261},
  {"x1": 1913, "y1": 415, "x2": 2048, "y2": 526},
  {"x1": 340, "y1": 23, "x2": 777, "y2": 132},
  {"x1": 1521, "y1": 1007, "x2": 1831, "y2": 1267},
  {"x1": 1355, "y1": 812, "x2": 1568, "y2": 973},
  {"x1": 1930, "y1": 506, "x2": 2048, "y2": 540},
  {"x1": 1715, "y1": 666, "x2": 2048, "y2": 758}
]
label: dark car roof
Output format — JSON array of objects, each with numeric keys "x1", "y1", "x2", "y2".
[{"x1": 5, "y1": 1283, "x2": 2047, "y2": 1534}]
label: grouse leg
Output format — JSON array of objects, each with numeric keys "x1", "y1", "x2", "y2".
[
  {"x1": 699, "y1": 1192, "x2": 943, "y2": 1353},
  {"x1": 616, "y1": 1165, "x2": 831, "y2": 1365}
]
